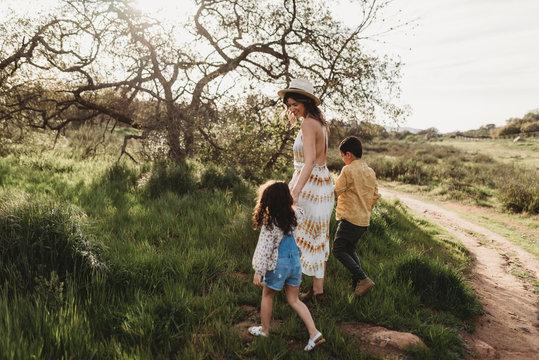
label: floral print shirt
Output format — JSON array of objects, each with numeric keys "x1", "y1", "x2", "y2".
[{"x1": 251, "y1": 207, "x2": 305, "y2": 276}]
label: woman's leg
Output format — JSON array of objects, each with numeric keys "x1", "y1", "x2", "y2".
[
  {"x1": 313, "y1": 262, "x2": 326, "y2": 294},
  {"x1": 260, "y1": 285, "x2": 277, "y2": 334},
  {"x1": 285, "y1": 285, "x2": 319, "y2": 338}
]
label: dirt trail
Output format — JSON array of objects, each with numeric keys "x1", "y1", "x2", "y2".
[{"x1": 380, "y1": 188, "x2": 539, "y2": 359}]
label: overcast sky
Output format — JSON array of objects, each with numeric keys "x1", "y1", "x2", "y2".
[
  {"x1": 335, "y1": 0, "x2": 539, "y2": 132},
  {"x1": 3, "y1": 0, "x2": 539, "y2": 133}
]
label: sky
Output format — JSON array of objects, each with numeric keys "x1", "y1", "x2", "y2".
[
  {"x1": 334, "y1": 0, "x2": 539, "y2": 132},
  {"x1": 2, "y1": 0, "x2": 539, "y2": 133}
]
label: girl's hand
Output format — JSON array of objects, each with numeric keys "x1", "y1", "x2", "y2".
[{"x1": 253, "y1": 274, "x2": 263, "y2": 287}]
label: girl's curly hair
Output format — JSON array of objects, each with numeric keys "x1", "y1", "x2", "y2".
[{"x1": 252, "y1": 180, "x2": 297, "y2": 234}]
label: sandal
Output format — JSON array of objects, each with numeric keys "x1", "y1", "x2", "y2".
[
  {"x1": 248, "y1": 326, "x2": 268, "y2": 337},
  {"x1": 304, "y1": 332, "x2": 325, "y2": 351}
]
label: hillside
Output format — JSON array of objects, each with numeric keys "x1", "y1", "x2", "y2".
[{"x1": 0, "y1": 147, "x2": 481, "y2": 359}]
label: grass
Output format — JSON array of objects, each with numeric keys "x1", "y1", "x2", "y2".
[
  {"x1": 349, "y1": 135, "x2": 538, "y2": 259},
  {"x1": 0, "y1": 143, "x2": 483, "y2": 359},
  {"x1": 441, "y1": 138, "x2": 539, "y2": 170},
  {"x1": 435, "y1": 203, "x2": 539, "y2": 259},
  {"x1": 330, "y1": 137, "x2": 538, "y2": 214}
]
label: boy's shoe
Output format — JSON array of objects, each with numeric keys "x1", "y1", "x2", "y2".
[
  {"x1": 300, "y1": 289, "x2": 326, "y2": 302},
  {"x1": 299, "y1": 288, "x2": 314, "y2": 301},
  {"x1": 354, "y1": 277, "x2": 375, "y2": 297}
]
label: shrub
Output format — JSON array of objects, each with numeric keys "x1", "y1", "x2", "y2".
[
  {"x1": 395, "y1": 256, "x2": 481, "y2": 319},
  {"x1": 497, "y1": 168, "x2": 539, "y2": 213},
  {"x1": 419, "y1": 153, "x2": 438, "y2": 164},
  {"x1": 121, "y1": 296, "x2": 193, "y2": 354},
  {"x1": 395, "y1": 158, "x2": 429, "y2": 185},
  {"x1": 521, "y1": 121, "x2": 539, "y2": 133},
  {"x1": 471, "y1": 153, "x2": 493, "y2": 163},
  {"x1": 103, "y1": 162, "x2": 138, "y2": 191},
  {"x1": 200, "y1": 164, "x2": 243, "y2": 190},
  {"x1": 0, "y1": 195, "x2": 107, "y2": 294},
  {"x1": 496, "y1": 123, "x2": 521, "y2": 137},
  {"x1": 145, "y1": 161, "x2": 197, "y2": 198},
  {"x1": 326, "y1": 148, "x2": 343, "y2": 172}
]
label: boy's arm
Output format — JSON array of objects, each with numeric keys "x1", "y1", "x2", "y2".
[{"x1": 334, "y1": 167, "x2": 348, "y2": 197}]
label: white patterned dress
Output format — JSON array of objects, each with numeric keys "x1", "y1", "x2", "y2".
[{"x1": 289, "y1": 130, "x2": 335, "y2": 279}]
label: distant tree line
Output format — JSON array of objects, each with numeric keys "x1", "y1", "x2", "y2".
[
  {"x1": 494, "y1": 111, "x2": 539, "y2": 138},
  {"x1": 447, "y1": 110, "x2": 539, "y2": 139}
]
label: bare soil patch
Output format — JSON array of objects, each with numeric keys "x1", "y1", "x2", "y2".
[{"x1": 380, "y1": 188, "x2": 539, "y2": 360}]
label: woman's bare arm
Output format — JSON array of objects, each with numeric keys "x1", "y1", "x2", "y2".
[{"x1": 291, "y1": 118, "x2": 317, "y2": 202}]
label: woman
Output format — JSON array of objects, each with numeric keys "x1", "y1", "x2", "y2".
[{"x1": 278, "y1": 78, "x2": 334, "y2": 301}]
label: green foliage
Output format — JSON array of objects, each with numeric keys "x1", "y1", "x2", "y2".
[
  {"x1": 454, "y1": 124, "x2": 496, "y2": 138},
  {"x1": 0, "y1": 149, "x2": 482, "y2": 359},
  {"x1": 0, "y1": 291, "x2": 102, "y2": 360},
  {"x1": 521, "y1": 121, "x2": 539, "y2": 133},
  {"x1": 370, "y1": 157, "x2": 430, "y2": 185},
  {"x1": 200, "y1": 163, "x2": 244, "y2": 191},
  {"x1": 144, "y1": 160, "x2": 197, "y2": 198},
  {"x1": 497, "y1": 168, "x2": 539, "y2": 213},
  {"x1": 497, "y1": 122, "x2": 521, "y2": 136},
  {"x1": 395, "y1": 256, "x2": 481, "y2": 319},
  {"x1": 495, "y1": 111, "x2": 539, "y2": 137},
  {"x1": 354, "y1": 138, "x2": 536, "y2": 211},
  {"x1": 0, "y1": 195, "x2": 107, "y2": 294}
]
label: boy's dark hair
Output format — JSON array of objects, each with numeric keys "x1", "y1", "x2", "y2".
[
  {"x1": 339, "y1": 136, "x2": 363, "y2": 158},
  {"x1": 253, "y1": 180, "x2": 297, "y2": 234}
]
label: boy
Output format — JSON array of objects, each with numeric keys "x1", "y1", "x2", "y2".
[{"x1": 332, "y1": 136, "x2": 381, "y2": 296}]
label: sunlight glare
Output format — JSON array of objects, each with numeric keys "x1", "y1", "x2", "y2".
[{"x1": 133, "y1": 0, "x2": 194, "y2": 21}]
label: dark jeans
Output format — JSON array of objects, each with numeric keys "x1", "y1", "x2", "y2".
[{"x1": 332, "y1": 219, "x2": 368, "y2": 284}]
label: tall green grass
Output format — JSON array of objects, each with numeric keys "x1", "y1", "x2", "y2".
[{"x1": 0, "y1": 149, "x2": 482, "y2": 359}]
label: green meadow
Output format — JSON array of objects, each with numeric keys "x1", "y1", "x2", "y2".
[
  {"x1": 326, "y1": 137, "x2": 539, "y2": 215},
  {"x1": 0, "y1": 138, "x2": 482, "y2": 359}
]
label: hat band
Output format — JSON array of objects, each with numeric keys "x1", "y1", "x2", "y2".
[{"x1": 288, "y1": 87, "x2": 309, "y2": 92}]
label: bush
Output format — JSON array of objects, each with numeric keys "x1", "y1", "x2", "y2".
[
  {"x1": 496, "y1": 123, "x2": 521, "y2": 137},
  {"x1": 145, "y1": 161, "x2": 197, "y2": 198},
  {"x1": 200, "y1": 164, "x2": 244, "y2": 190},
  {"x1": 0, "y1": 195, "x2": 107, "y2": 294},
  {"x1": 393, "y1": 158, "x2": 429, "y2": 185},
  {"x1": 395, "y1": 256, "x2": 481, "y2": 319},
  {"x1": 103, "y1": 162, "x2": 138, "y2": 191},
  {"x1": 521, "y1": 121, "x2": 539, "y2": 133},
  {"x1": 497, "y1": 168, "x2": 539, "y2": 213}
]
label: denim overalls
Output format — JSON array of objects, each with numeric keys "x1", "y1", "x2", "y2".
[{"x1": 264, "y1": 233, "x2": 302, "y2": 291}]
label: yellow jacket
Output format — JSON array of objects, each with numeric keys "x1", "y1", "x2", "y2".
[{"x1": 334, "y1": 159, "x2": 381, "y2": 226}]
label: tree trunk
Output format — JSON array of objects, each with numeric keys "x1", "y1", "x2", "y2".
[{"x1": 165, "y1": 111, "x2": 185, "y2": 162}]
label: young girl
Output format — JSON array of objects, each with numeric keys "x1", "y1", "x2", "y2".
[{"x1": 249, "y1": 180, "x2": 325, "y2": 351}]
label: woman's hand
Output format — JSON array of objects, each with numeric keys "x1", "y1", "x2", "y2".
[{"x1": 253, "y1": 274, "x2": 263, "y2": 287}]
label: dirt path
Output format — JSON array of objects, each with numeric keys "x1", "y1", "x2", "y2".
[{"x1": 380, "y1": 188, "x2": 539, "y2": 360}]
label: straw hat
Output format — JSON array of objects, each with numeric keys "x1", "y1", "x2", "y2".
[{"x1": 278, "y1": 78, "x2": 320, "y2": 106}]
